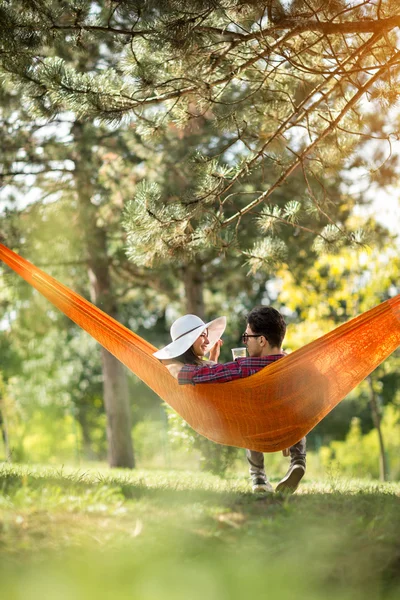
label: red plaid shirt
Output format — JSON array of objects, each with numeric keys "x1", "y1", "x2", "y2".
[{"x1": 178, "y1": 354, "x2": 285, "y2": 385}]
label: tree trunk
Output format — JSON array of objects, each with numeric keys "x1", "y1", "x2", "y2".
[
  {"x1": 183, "y1": 262, "x2": 205, "y2": 319},
  {"x1": 73, "y1": 122, "x2": 135, "y2": 469},
  {"x1": 75, "y1": 408, "x2": 99, "y2": 461},
  {"x1": 368, "y1": 375, "x2": 388, "y2": 482},
  {"x1": 0, "y1": 403, "x2": 11, "y2": 462}
]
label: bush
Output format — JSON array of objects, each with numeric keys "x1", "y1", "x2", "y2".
[
  {"x1": 319, "y1": 405, "x2": 400, "y2": 480},
  {"x1": 132, "y1": 419, "x2": 170, "y2": 468},
  {"x1": 166, "y1": 407, "x2": 239, "y2": 476},
  {"x1": 14, "y1": 409, "x2": 81, "y2": 464}
]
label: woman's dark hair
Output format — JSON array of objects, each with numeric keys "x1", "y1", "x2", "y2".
[
  {"x1": 247, "y1": 306, "x2": 286, "y2": 348},
  {"x1": 175, "y1": 346, "x2": 204, "y2": 365}
]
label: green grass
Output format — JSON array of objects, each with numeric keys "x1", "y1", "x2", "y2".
[{"x1": 0, "y1": 463, "x2": 399, "y2": 600}]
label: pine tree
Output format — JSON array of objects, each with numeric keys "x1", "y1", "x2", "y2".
[
  {"x1": 1, "y1": 0, "x2": 399, "y2": 248},
  {"x1": 120, "y1": 96, "x2": 384, "y2": 284},
  {"x1": 0, "y1": 14, "x2": 151, "y2": 469}
]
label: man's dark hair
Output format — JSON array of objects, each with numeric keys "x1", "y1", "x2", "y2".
[{"x1": 247, "y1": 306, "x2": 286, "y2": 348}]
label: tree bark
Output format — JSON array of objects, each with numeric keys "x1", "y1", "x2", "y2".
[
  {"x1": 368, "y1": 375, "x2": 388, "y2": 482},
  {"x1": 183, "y1": 262, "x2": 205, "y2": 319},
  {"x1": 73, "y1": 122, "x2": 135, "y2": 468}
]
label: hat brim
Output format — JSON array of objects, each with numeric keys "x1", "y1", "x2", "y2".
[{"x1": 153, "y1": 316, "x2": 226, "y2": 360}]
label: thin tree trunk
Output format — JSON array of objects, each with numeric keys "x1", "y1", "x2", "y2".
[
  {"x1": 0, "y1": 404, "x2": 11, "y2": 462},
  {"x1": 73, "y1": 122, "x2": 135, "y2": 468},
  {"x1": 368, "y1": 375, "x2": 388, "y2": 482},
  {"x1": 75, "y1": 408, "x2": 98, "y2": 461},
  {"x1": 85, "y1": 228, "x2": 135, "y2": 468},
  {"x1": 183, "y1": 262, "x2": 205, "y2": 319},
  {"x1": 100, "y1": 347, "x2": 134, "y2": 466}
]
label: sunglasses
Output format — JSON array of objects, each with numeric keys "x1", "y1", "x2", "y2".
[{"x1": 241, "y1": 332, "x2": 263, "y2": 343}]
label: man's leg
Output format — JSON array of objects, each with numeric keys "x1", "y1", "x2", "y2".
[
  {"x1": 246, "y1": 449, "x2": 274, "y2": 493},
  {"x1": 276, "y1": 437, "x2": 306, "y2": 494}
]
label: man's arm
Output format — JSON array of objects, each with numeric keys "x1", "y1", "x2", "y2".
[
  {"x1": 161, "y1": 359, "x2": 241, "y2": 384},
  {"x1": 162, "y1": 355, "x2": 278, "y2": 384},
  {"x1": 178, "y1": 358, "x2": 264, "y2": 385}
]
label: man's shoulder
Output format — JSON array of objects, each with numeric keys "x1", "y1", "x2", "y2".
[{"x1": 178, "y1": 353, "x2": 286, "y2": 385}]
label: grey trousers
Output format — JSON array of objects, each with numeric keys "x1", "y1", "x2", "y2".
[{"x1": 246, "y1": 437, "x2": 306, "y2": 480}]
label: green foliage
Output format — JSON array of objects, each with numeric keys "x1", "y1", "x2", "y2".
[
  {"x1": 132, "y1": 419, "x2": 170, "y2": 468},
  {"x1": 244, "y1": 236, "x2": 288, "y2": 274},
  {"x1": 320, "y1": 405, "x2": 400, "y2": 480},
  {"x1": 0, "y1": 315, "x2": 108, "y2": 463},
  {"x1": 167, "y1": 407, "x2": 240, "y2": 475},
  {"x1": 123, "y1": 181, "x2": 191, "y2": 267},
  {"x1": 10, "y1": 409, "x2": 81, "y2": 464},
  {"x1": 279, "y1": 245, "x2": 400, "y2": 325},
  {"x1": 270, "y1": 244, "x2": 400, "y2": 455}
]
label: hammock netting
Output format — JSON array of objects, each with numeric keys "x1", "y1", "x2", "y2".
[{"x1": 1, "y1": 243, "x2": 399, "y2": 452}]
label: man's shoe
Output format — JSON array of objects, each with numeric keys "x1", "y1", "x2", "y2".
[
  {"x1": 251, "y1": 478, "x2": 274, "y2": 494},
  {"x1": 275, "y1": 463, "x2": 305, "y2": 495}
]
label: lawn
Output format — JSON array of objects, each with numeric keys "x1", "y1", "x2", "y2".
[{"x1": 0, "y1": 463, "x2": 399, "y2": 599}]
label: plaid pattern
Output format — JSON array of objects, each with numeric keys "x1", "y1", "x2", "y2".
[{"x1": 178, "y1": 354, "x2": 285, "y2": 385}]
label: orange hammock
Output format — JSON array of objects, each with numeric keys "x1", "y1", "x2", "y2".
[{"x1": 1, "y1": 242, "x2": 400, "y2": 452}]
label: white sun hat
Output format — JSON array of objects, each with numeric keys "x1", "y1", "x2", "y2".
[{"x1": 153, "y1": 314, "x2": 226, "y2": 360}]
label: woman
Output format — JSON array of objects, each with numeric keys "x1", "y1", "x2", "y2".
[{"x1": 153, "y1": 314, "x2": 226, "y2": 365}]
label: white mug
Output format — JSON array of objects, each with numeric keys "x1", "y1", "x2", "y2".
[{"x1": 231, "y1": 347, "x2": 247, "y2": 360}]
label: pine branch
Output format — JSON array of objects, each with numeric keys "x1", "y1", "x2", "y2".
[
  {"x1": 5, "y1": 13, "x2": 396, "y2": 116},
  {"x1": 217, "y1": 30, "x2": 384, "y2": 203},
  {"x1": 0, "y1": 168, "x2": 73, "y2": 177},
  {"x1": 8, "y1": 13, "x2": 400, "y2": 42},
  {"x1": 222, "y1": 48, "x2": 400, "y2": 227}
]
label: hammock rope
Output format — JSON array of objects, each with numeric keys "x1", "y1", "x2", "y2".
[{"x1": 1, "y1": 242, "x2": 399, "y2": 452}]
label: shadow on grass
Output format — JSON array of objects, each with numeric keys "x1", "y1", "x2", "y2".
[
  {"x1": 1, "y1": 462, "x2": 399, "y2": 510},
  {"x1": 0, "y1": 464, "x2": 251, "y2": 504}
]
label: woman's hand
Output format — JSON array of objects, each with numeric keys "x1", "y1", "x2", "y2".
[{"x1": 209, "y1": 339, "x2": 223, "y2": 363}]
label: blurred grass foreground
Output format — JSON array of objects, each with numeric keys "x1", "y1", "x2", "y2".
[{"x1": 0, "y1": 463, "x2": 399, "y2": 600}]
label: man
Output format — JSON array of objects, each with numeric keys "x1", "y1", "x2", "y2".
[{"x1": 165, "y1": 306, "x2": 306, "y2": 495}]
